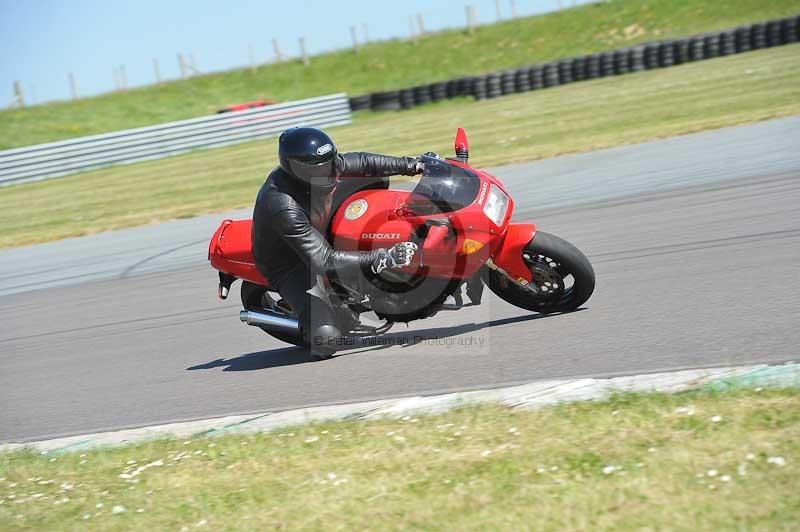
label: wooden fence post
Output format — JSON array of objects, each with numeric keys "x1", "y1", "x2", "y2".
[
  {"x1": 272, "y1": 38, "x2": 283, "y2": 62},
  {"x1": 153, "y1": 58, "x2": 162, "y2": 84},
  {"x1": 178, "y1": 53, "x2": 187, "y2": 78},
  {"x1": 350, "y1": 26, "x2": 359, "y2": 53},
  {"x1": 299, "y1": 37, "x2": 310, "y2": 66},
  {"x1": 68, "y1": 72, "x2": 78, "y2": 100},
  {"x1": 13, "y1": 81, "x2": 25, "y2": 107}
]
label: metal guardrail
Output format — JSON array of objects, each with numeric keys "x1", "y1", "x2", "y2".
[{"x1": 0, "y1": 93, "x2": 352, "y2": 187}]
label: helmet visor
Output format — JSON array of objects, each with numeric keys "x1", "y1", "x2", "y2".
[{"x1": 288, "y1": 158, "x2": 337, "y2": 188}]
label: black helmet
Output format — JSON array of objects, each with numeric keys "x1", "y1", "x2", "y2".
[{"x1": 278, "y1": 127, "x2": 338, "y2": 190}]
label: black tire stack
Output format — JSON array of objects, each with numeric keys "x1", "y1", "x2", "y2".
[
  {"x1": 348, "y1": 94, "x2": 371, "y2": 112},
  {"x1": 399, "y1": 88, "x2": 415, "y2": 110},
  {"x1": 703, "y1": 33, "x2": 720, "y2": 58},
  {"x1": 350, "y1": 13, "x2": 800, "y2": 112},
  {"x1": 500, "y1": 70, "x2": 517, "y2": 95},
  {"x1": 613, "y1": 50, "x2": 630, "y2": 75},
  {"x1": 735, "y1": 26, "x2": 752, "y2": 54},
  {"x1": 689, "y1": 36, "x2": 706, "y2": 61},
  {"x1": 515, "y1": 68, "x2": 532, "y2": 92},
  {"x1": 486, "y1": 72, "x2": 502, "y2": 98},
  {"x1": 784, "y1": 16, "x2": 800, "y2": 44},
  {"x1": 370, "y1": 91, "x2": 400, "y2": 111},
  {"x1": 643, "y1": 44, "x2": 660, "y2": 69},
  {"x1": 750, "y1": 23, "x2": 767, "y2": 50},
  {"x1": 429, "y1": 82, "x2": 448, "y2": 102},
  {"x1": 629, "y1": 46, "x2": 645, "y2": 72},
  {"x1": 555, "y1": 60, "x2": 570, "y2": 84},
  {"x1": 445, "y1": 79, "x2": 460, "y2": 99},
  {"x1": 585, "y1": 54, "x2": 600, "y2": 78},
  {"x1": 597, "y1": 52, "x2": 613, "y2": 76},
  {"x1": 472, "y1": 76, "x2": 488, "y2": 100},
  {"x1": 571, "y1": 56, "x2": 587, "y2": 81},
  {"x1": 676, "y1": 38, "x2": 689, "y2": 61},
  {"x1": 658, "y1": 41, "x2": 675, "y2": 68},
  {"x1": 719, "y1": 30, "x2": 736, "y2": 55},
  {"x1": 529, "y1": 65, "x2": 544, "y2": 89},
  {"x1": 412, "y1": 85, "x2": 431, "y2": 106},
  {"x1": 542, "y1": 63, "x2": 559, "y2": 87}
]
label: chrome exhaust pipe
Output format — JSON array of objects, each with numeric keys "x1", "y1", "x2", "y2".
[{"x1": 239, "y1": 309, "x2": 300, "y2": 334}]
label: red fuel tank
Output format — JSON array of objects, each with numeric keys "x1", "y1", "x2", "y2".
[{"x1": 330, "y1": 189, "x2": 417, "y2": 252}]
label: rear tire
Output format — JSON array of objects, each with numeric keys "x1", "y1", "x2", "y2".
[
  {"x1": 240, "y1": 281, "x2": 319, "y2": 353},
  {"x1": 483, "y1": 232, "x2": 595, "y2": 313}
]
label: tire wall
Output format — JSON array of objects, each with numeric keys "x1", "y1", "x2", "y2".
[{"x1": 349, "y1": 14, "x2": 800, "y2": 112}]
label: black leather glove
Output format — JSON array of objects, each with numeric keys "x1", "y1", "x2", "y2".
[{"x1": 370, "y1": 242, "x2": 418, "y2": 275}]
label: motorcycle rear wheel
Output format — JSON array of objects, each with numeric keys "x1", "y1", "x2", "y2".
[
  {"x1": 240, "y1": 281, "x2": 308, "y2": 348},
  {"x1": 482, "y1": 231, "x2": 595, "y2": 313}
]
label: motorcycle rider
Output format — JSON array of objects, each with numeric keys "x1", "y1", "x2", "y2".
[{"x1": 252, "y1": 126, "x2": 422, "y2": 357}]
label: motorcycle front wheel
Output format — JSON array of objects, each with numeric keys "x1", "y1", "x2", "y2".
[{"x1": 482, "y1": 231, "x2": 595, "y2": 313}]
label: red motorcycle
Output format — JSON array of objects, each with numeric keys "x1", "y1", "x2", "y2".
[{"x1": 208, "y1": 129, "x2": 594, "y2": 354}]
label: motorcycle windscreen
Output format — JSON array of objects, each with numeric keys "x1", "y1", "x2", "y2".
[{"x1": 406, "y1": 157, "x2": 480, "y2": 215}]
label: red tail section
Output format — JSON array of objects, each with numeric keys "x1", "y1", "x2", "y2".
[{"x1": 208, "y1": 219, "x2": 269, "y2": 287}]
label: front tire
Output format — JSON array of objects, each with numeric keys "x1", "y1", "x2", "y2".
[{"x1": 482, "y1": 231, "x2": 595, "y2": 313}]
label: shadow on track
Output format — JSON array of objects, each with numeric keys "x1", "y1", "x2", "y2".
[{"x1": 187, "y1": 311, "x2": 576, "y2": 372}]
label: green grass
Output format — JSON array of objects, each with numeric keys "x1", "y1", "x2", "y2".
[
  {"x1": 1, "y1": 389, "x2": 798, "y2": 530},
  {"x1": 1, "y1": 0, "x2": 798, "y2": 148},
  {"x1": 1, "y1": 45, "x2": 798, "y2": 250}
]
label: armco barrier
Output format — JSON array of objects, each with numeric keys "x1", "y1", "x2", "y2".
[
  {"x1": 347, "y1": 13, "x2": 798, "y2": 113},
  {"x1": 0, "y1": 93, "x2": 351, "y2": 186}
]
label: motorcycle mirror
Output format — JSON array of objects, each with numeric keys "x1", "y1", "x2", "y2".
[{"x1": 454, "y1": 128, "x2": 469, "y2": 162}]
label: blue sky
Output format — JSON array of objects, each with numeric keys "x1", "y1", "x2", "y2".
[{"x1": 0, "y1": 0, "x2": 588, "y2": 106}]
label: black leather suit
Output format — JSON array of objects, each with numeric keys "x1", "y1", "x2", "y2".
[{"x1": 252, "y1": 152, "x2": 419, "y2": 350}]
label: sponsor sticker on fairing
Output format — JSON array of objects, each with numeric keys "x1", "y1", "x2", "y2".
[{"x1": 477, "y1": 181, "x2": 489, "y2": 205}]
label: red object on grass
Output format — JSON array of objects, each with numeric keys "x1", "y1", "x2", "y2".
[{"x1": 216, "y1": 99, "x2": 275, "y2": 113}]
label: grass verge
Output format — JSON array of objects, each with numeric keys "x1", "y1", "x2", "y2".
[
  {"x1": 1, "y1": 0, "x2": 798, "y2": 148},
  {"x1": 1, "y1": 389, "x2": 798, "y2": 530},
  {"x1": 1, "y1": 45, "x2": 798, "y2": 250}
]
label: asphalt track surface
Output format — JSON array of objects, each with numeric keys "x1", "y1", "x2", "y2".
[{"x1": 1, "y1": 117, "x2": 799, "y2": 443}]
